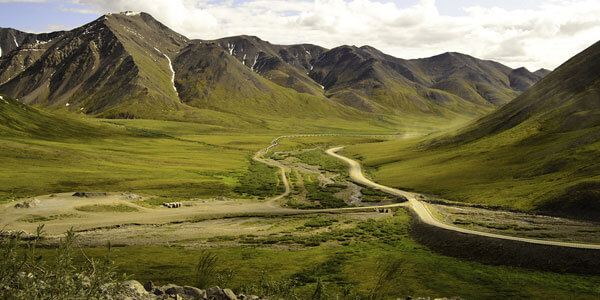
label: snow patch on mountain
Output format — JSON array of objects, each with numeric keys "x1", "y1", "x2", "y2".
[
  {"x1": 163, "y1": 54, "x2": 179, "y2": 97},
  {"x1": 153, "y1": 47, "x2": 179, "y2": 98},
  {"x1": 251, "y1": 54, "x2": 259, "y2": 72}
]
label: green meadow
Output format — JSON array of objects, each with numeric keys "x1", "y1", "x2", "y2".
[
  {"x1": 3, "y1": 97, "x2": 599, "y2": 299},
  {"x1": 344, "y1": 125, "x2": 600, "y2": 215},
  {"x1": 37, "y1": 210, "x2": 600, "y2": 299}
]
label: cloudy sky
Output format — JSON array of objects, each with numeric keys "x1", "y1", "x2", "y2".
[{"x1": 1, "y1": 0, "x2": 599, "y2": 70}]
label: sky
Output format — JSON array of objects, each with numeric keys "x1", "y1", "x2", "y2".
[{"x1": 1, "y1": 0, "x2": 599, "y2": 70}]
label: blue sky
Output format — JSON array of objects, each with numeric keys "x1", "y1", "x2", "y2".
[
  {"x1": 0, "y1": 1, "x2": 97, "y2": 32},
  {"x1": 1, "y1": 0, "x2": 598, "y2": 70}
]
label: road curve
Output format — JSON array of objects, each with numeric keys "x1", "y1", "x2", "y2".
[
  {"x1": 255, "y1": 134, "x2": 406, "y2": 210},
  {"x1": 326, "y1": 146, "x2": 600, "y2": 250}
]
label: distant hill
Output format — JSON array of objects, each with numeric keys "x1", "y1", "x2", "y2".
[
  {"x1": 210, "y1": 35, "x2": 327, "y2": 96},
  {"x1": 0, "y1": 94, "x2": 116, "y2": 138},
  {"x1": 347, "y1": 40, "x2": 600, "y2": 220}
]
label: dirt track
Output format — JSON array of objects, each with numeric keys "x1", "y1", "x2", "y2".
[
  {"x1": 5, "y1": 134, "x2": 596, "y2": 250},
  {"x1": 326, "y1": 146, "x2": 600, "y2": 250},
  {"x1": 0, "y1": 136, "x2": 403, "y2": 236}
]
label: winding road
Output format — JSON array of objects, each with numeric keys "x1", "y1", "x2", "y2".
[{"x1": 325, "y1": 146, "x2": 600, "y2": 250}]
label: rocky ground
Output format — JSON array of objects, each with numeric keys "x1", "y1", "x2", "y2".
[{"x1": 117, "y1": 280, "x2": 462, "y2": 300}]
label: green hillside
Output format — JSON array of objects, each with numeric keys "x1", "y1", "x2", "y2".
[
  {"x1": 0, "y1": 94, "x2": 118, "y2": 139},
  {"x1": 345, "y1": 41, "x2": 600, "y2": 220}
]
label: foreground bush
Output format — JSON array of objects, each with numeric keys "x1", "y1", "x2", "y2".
[{"x1": 0, "y1": 225, "x2": 125, "y2": 299}]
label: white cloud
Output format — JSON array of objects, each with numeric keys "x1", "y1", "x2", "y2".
[{"x1": 69, "y1": 0, "x2": 600, "y2": 70}]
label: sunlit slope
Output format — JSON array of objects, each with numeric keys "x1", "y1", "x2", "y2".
[
  {"x1": 0, "y1": 94, "x2": 118, "y2": 138},
  {"x1": 173, "y1": 42, "x2": 347, "y2": 119},
  {"x1": 346, "y1": 41, "x2": 600, "y2": 220}
]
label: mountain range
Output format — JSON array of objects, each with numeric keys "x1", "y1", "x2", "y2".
[{"x1": 0, "y1": 11, "x2": 549, "y2": 124}]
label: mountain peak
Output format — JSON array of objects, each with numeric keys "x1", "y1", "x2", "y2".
[
  {"x1": 514, "y1": 66, "x2": 530, "y2": 72},
  {"x1": 104, "y1": 11, "x2": 143, "y2": 18}
]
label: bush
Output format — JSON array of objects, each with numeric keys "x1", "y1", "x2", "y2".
[
  {"x1": 304, "y1": 217, "x2": 338, "y2": 228},
  {"x1": 194, "y1": 250, "x2": 218, "y2": 288},
  {"x1": 234, "y1": 159, "x2": 285, "y2": 198},
  {"x1": 0, "y1": 225, "x2": 125, "y2": 299}
]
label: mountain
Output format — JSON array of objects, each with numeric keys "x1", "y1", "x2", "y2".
[
  {"x1": 172, "y1": 41, "x2": 346, "y2": 118},
  {"x1": 448, "y1": 41, "x2": 600, "y2": 143},
  {"x1": 0, "y1": 11, "x2": 547, "y2": 124},
  {"x1": 533, "y1": 68, "x2": 552, "y2": 78},
  {"x1": 443, "y1": 40, "x2": 600, "y2": 219},
  {"x1": 0, "y1": 13, "x2": 360, "y2": 124},
  {"x1": 210, "y1": 35, "x2": 327, "y2": 96},
  {"x1": 347, "y1": 40, "x2": 600, "y2": 220},
  {"x1": 0, "y1": 12, "x2": 189, "y2": 119},
  {"x1": 0, "y1": 28, "x2": 65, "y2": 84},
  {"x1": 308, "y1": 47, "x2": 546, "y2": 114}
]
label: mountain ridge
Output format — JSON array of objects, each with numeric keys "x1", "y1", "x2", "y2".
[{"x1": 0, "y1": 11, "x2": 549, "y2": 124}]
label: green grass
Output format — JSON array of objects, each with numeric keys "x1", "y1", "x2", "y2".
[
  {"x1": 272, "y1": 136, "x2": 391, "y2": 153},
  {"x1": 345, "y1": 127, "x2": 600, "y2": 215},
  {"x1": 75, "y1": 204, "x2": 138, "y2": 213},
  {"x1": 360, "y1": 186, "x2": 406, "y2": 203},
  {"x1": 0, "y1": 133, "x2": 250, "y2": 203},
  {"x1": 287, "y1": 173, "x2": 346, "y2": 209},
  {"x1": 302, "y1": 216, "x2": 338, "y2": 229},
  {"x1": 234, "y1": 159, "x2": 285, "y2": 199},
  {"x1": 294, "y1": 149, "x2": 349, "y2": 178},
  {"x1": 19, "y1": 214, "x2": 80, "y2": 223},
  {"x1": 38, "y1": 210, "x2": 600, "y2": 299}
]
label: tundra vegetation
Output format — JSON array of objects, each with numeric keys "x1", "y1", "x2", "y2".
[{"x1": 1, "y1": 117, "x2": 600, "y2": 298}]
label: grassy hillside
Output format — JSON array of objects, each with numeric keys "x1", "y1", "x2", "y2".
[
  {"x1": 0, "y1": 94, "x2": 118, "y2": 139},
  {"x1": 345, "y1": 41, "x2": 600, "y2": 220}
]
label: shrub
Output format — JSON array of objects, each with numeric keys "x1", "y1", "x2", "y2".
[
  {"x1": 194, "y1": 250, "x2": 218, "y2": 288},
  {"x1": 0, "y1": 225, "x2": 125, "y2": 299}
]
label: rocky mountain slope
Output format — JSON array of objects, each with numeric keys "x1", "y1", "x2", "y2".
[
  {"x1": 0, "y1": 11, "x2": 548, "y2": 122},
  {"x1": 309, "y1": 47, "x2": 547, "y2": 114},
  {"x1": 0, "y1": 12, "x2": 189, "y2": 119},
  {"x1": 211, "y1": 35, "x2": 327, "y2": 96}
]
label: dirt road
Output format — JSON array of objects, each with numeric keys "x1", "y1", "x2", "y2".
[{"x1": 326, "y1": 147, "x2": 600, "y2": 250}]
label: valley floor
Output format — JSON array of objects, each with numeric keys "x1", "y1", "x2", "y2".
[{"x1": 2, "y1": 123, "x2": 600, "y2": 299}]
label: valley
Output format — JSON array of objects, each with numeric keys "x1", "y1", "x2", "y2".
[{"x1": 2, "y1": 131, "x2": 600, "y2": 299}]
